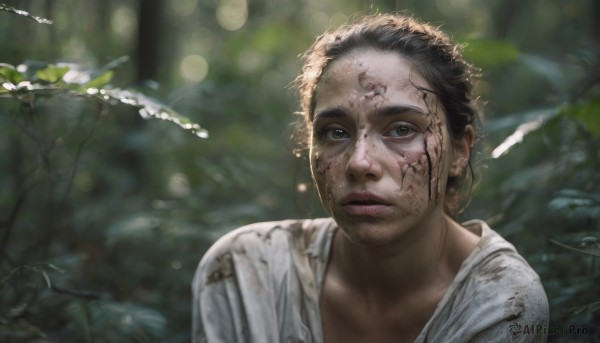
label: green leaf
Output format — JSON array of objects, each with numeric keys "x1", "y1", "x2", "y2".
[
  {"x1": 519, "y1": 54, "x2": 565, "y2": 90},
  {"x1": 84, "y1": 70, "x2": 113, "y2": 89},
  {"x1": 100, "y1": 88, "x2": 209, "y2": 138},
  {"x1": 65, "y1": 301, "x2": 92, "y2": 343},
  {"x1": 560, "y1": 98, "x2": 600, "y2": 136},
  {"x1": 0, "y1": 4, "x2": 53, "y2": 24},
  {"x1": 98, "y1": 56, "x2": 130, "y2": 72},
  {"x1": 572, "y1": 300, "x2": 600, "y2": 315},
  {"x1": 548, "y1": 189, "x2": 599, "y2": 212},
  {"x1": 0, "y1": 63, "x2": 24, "y2": 84},
  {"x1": 0, "y1": 266, "x2": 20, "y2": 288},
  {"x1": 461, "y1": 38, "x2": 518, "y2": 68},
  {"x1": 36, "y1": 64, "x2": 69, "y2": 83},
  {"x1": 483, "y1": 107, "x2": 559, "y2": 133},
  {"x1": 0, "y1": 262, "x2": 64, "y2": 288},
  {"x1": 549, "y1": 239, "x2": 600, "y2": 257},
  {"x1": 490, "y1": 113, "x2": 559, "y2": 159},
  {"x1": 3, "y1": 59, "x2": 208, "y2": 138}
]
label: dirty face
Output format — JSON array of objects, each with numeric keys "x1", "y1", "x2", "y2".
[{"x1": 309, "y1": 49, "x2": 464, "y2": 245}]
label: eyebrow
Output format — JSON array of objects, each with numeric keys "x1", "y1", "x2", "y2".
[
  {"x1": 313, "y1": 107, "x2": 348, "y2": 121},
  {"x1": 376, "y1": 105, "x2": 427, "y2": 117},
  {"x1": 313, "y1": 104, "x2": 427, "y2": 122}
]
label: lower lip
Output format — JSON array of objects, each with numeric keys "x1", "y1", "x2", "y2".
[{"x1": 342, "y1": 204, "x2": 391, "y2": 217}]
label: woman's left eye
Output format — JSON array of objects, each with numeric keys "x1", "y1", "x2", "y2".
[{"x1": 386, "y1": 125, "x2": 415, "y2": 138}]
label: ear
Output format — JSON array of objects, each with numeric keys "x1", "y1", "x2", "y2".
[{"x1": 449, "y1": 124, "x2": 475, "y2": 177}]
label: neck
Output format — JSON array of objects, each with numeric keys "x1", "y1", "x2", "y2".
[{"x1": 333, "y1": 210, "x2": 456, "y2": 302}]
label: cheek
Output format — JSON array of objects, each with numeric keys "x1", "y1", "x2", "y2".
[
  {"x1": 421, "y1": 125, "x2": 449, "y2": 203},
  {"x1": 391, "y1": 134, "x2": 447, "y2": 202},
  {"x1": 310, "y1": 152, "x2": 341, "y2": 203},
  {"x1": 395, "y1": 144, "x2": 428, "y2": 191},
  {"x1": 393, "y1": 140, "x2": 427, "y2": 176}
]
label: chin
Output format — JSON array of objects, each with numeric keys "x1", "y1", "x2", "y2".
[
  {"x1": 332, "y1": 206, "x2": 433, "y2": 246},
  {"x1": 334, "y1": 216, "x2": 403, "y2": 246}
]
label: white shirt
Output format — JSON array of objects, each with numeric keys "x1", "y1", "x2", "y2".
[{"x1": 192, "y1": 218, "x2": 548, "y2": 342}]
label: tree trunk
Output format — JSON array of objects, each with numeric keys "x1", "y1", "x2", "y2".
[{"x1": 135, "y1": 0, "x2": 162, "y2": 83}]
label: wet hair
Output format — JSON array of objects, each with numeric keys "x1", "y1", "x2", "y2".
[{"x1": 294, "y1": 13, "x2": 480, "y2": 217}]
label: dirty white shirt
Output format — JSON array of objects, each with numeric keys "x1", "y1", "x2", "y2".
[{"x1": 192, "y1": 218, "x2": 548, "y2": 343}]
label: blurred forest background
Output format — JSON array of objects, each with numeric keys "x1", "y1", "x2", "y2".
[{"x1": 0, "y1": 0, "x2": 598, "y2": 341}]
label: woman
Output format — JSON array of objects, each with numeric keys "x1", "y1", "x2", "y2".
[{"x1": 193, "y1": 13, "x2": 548, "y2": 343}]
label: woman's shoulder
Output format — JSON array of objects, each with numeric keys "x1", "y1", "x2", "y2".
[
  {"x1": 441, "y1": 220, "x2": 547, "y2": 339},
  {"x1": 421, "y1": 220, "x2": 549, "y2": 342},
  {"x1": 459, "y1": 220, "x2": 547, "y2": 305},
  {"x1": 194, "y1": 218, "x2": 336, "y2": 285},
  {"x1": 202, "y1": 218, "x2": 334, "y2": 256}
]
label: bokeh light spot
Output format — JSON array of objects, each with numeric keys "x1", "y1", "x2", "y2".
[
  {"x1": 168, "y1": 172, "x2": 191, "y2": 198},
  {"x1": 179, "y1": 55, "x2": 209, "y2": 82},
  {"x1": 111, "y1": 6, "x2": 137, "y2": 42},
  {"x1": 216, "y1": 0, "x2": 248, "y2": 31},
  {"x1": 171, "y1": 0, "x2": 198, "y2": 17}
]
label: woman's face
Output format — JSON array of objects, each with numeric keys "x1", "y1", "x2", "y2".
[{"x1": 309, "y1": 49, "x2": 467, "y2": 246}]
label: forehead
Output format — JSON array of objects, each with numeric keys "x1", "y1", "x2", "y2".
[{"x1": 314, "y1": 49, "x2": 436, "y2": 114}]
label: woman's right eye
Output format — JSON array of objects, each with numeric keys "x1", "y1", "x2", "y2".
[{"x1": 319, "y1": 127, "x2": 350, "y2": 140}]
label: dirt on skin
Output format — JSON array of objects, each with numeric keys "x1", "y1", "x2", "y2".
[{"x1": 309, "y1": 50, "x2": 456, "y2": 238}]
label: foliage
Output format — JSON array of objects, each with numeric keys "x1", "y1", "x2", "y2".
[
  {"x1": 0, "y1": 0, "x2": 598, "y2": 342},
  {"x1": 0, "y1": 60, "x2": 208, "y2": 138},
  {"x1": 0, "y1": 58, "x2": 209, "y2": 340},
  {"x1": 0, "y1": 3, "x2": 52, "y2": 24},
  {"x1": 469, "y1": 48, "x2": 600, "y2": 340}
]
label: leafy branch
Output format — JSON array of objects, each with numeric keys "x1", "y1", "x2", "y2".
[
  {"x1": 0, "y1": 60, "x2": 209, "y2": 138},
  {"x1": 549, "y1": 239, "x2": 600, "y2": 258},
  {"x1": 0, "y1": 3, "x2": 53, "y2": 24}
]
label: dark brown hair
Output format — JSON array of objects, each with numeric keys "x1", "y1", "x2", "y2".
[{"x1": 294, "y1": 13, "x2": 480, "y2": 216}]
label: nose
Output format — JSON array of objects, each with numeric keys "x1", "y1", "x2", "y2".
[{"x1": 346, "y1": 135, "x2": 382, "y2": 181}]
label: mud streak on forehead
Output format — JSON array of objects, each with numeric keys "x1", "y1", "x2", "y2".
[{"x1": 358, "y1": 71, "x2": 388, "y2": 99}]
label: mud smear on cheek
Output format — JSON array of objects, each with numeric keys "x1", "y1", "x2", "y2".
[
  {"x1": 400, "y1": 163, "x2": 409, "y2": 190},
  {"x1": 396, "y1": 146, "x2": 424, "y2": 191},
  {"x1": 423, "y1": 137, "x2": 433, "y2": 201},
  {"x1": 421, "y1": 93, "x2": 434, "y2": 202},
  {"x1": 396, "y1": 161, "x2": 417, "y2": 191},
  {"x1": 419, "y1": 91, "x2": 446, "y2": 203},
  {"x1": 395, "y1": 147, "x2": 410, "y2": 190},
  {"x1": 423, "y1": 126, "x2": 445, "y2": 204},
  {"x1": 430, "y1": 118, "x2": 446, "y2": 203},
  {"x1": 315, "y1": 154, "x2": 337, "y2": 213}
]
